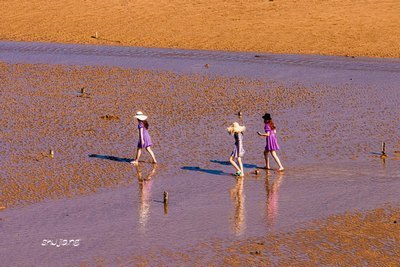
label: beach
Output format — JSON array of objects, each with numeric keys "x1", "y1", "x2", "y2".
[
  {"x1": 1, "y1": 1, "x2": 400, "y2": 265},
  {"x1": 0, "y1": 47, "x2": 399, "y2": 265},
  {"x1": 1, "y1": 0, "x2": 400, "y2": 58}
]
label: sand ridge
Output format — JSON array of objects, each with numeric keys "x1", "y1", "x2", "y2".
[{"x1": 0, "y1": 0, "x2": 399, "y2": 58}]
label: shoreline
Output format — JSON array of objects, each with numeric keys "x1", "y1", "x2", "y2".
[
  {"x1": 2, "y1": 38, "x2": 400, "y2": 60},
  {"x1": 3, "y1": 39, "x2": 400, "y2": 61},
  {"x1": 1, "y1": 41, "x2": 399, "y2": 91}
]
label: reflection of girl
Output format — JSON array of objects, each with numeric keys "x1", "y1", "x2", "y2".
[
  {"x1": 135, "y1": 164, "x2": 157, "y2": 232},
  {"x1": 227, "y1": 122, "x2": 246, "y2": 177},
  {"x1": 131, "y1": 111, "x2": 157, "y2": 165},
  {"x1": 229, "y1": 177, "x2": 246, "y2": 236},
  {"x1": 265, "y1": 174, "x2": 283, "y2": 226},
  {"x1": 257, "y1": 113, "x2": 284, "y2": 171}
]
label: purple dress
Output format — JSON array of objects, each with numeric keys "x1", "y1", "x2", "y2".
[
  {"x1": 137, "y1": 121, "x2": 153, "y2": 148},
  {"x1": 231, "y1": 132, "x2": 245, "y2": 158},
  {"x1": 264, "y1": 123, "x2": 280, "y2": 151}
]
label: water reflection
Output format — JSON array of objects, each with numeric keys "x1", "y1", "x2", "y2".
[
  {"x1": 134, "y1": 164, "x2": 157, "y2": 233},
  {"x1": 381, "y1": 155, "x2": 387, "y2": 167},
  {"x1": 229, "y1": 177, "x2": 246, "y2": 236},
  {"x1": 265, "y1": 172, "x2": 284, "y2": 226}
]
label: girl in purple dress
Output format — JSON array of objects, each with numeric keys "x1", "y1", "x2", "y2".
[
  {"x1": 130, "y1": 111, "x2": 157, "y2": 165},
  {"x1": 227, "y1": 122, "x2": 246, "y2": 177},
  {"x1": 257, "y1": 113, "x2": 284, "y2": 171}
]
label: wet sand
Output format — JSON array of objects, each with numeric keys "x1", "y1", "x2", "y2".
[
  {"x1": 1, "y1": 45, "x2": 400, "y2": 265},
  {"x1": 117, "y1": 206, "x2": 400, "y2": 266},
  {"x1": 1, "y1": 0, "x2": 400, "y2": 58}
]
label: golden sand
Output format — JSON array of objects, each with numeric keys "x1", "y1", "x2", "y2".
[{"x1": 1, "y1": 0, "x2": 399, "y2": 58}]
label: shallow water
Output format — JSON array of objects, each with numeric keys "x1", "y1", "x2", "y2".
[
  {"x1": 1, "y1": 40, "x2": 399, "y2": 87},
  {"x1": 1, "y1": 160, "x2": 399, "y2": 265},
  {"x1": 0, "y1": 42, "x2": 399, "y2": 265}
]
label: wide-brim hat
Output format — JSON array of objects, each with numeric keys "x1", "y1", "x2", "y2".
[
  {"x1": 134, "y1": 111, "x2": 148, "y2": 121},
  {"x1": 227, "y1": 122, "x2": 246, "y2": 134},
  {"x1": 262, "y1": 113, "x2": 272, "y2": 120}
]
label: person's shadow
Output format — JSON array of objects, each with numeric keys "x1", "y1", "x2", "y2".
[
  {"x1": 89, "y1": 154, "x2": 132, "y2": 163},
  {"x1": 181, "y1": 166, "x2": 230, "y2": 176},
  {"x1": 210, "y1": 160, "x2": 259, "y2": 169}
]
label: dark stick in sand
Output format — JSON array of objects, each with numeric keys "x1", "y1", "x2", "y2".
[
  {"x1": 381, "y1": 141, "x2": 386, "y2": 156},
  {"x1": 163, "y1": 191, "x2": 168, "y2": 204}
]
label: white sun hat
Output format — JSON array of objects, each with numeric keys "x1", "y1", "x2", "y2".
[
  {"x1": 227, "y1": 122, "x2": 246, "y2": 134},
  {"x1": 134, "y1": 111, "x2": 148, "y2": 121}
]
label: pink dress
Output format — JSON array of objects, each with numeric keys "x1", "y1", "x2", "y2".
[{"x1": 264, "y1": 123, "x2": 280, "y2": 151}]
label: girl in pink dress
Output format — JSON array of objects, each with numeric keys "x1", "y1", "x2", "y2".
[{"x1": 257, "y1": 113, "x2": 284, "y2": 171}]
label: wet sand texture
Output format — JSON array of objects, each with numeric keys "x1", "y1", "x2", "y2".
[
  {"x1": 1, "y1": 61, "x2": 400, "y2": 209},
  {"x1": 1, "y1": 60, "x2": 400, "y2": 265},
  {"x1": 0, "y1": 62, "x2": 321, "y2": 208},
  {"x1": 116, "y1": 206, "x2": 400, "y2": 266},
  {"x1": 1, "y1": 0, "x2": 399, "y2": 58}
]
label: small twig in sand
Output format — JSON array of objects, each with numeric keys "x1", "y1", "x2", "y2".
[
  {"x1": 163, "y1": 191, "x2": 169, "y2": 204},
  {"x1": 77, "y1": 87, "x2": 92, "y2": 98},
  {"x1": 100, "y1": 114, "x2": 120, "y2": 120},
  {"x1": 381, "y1": 141, "x2": 388, "y2": 157}
]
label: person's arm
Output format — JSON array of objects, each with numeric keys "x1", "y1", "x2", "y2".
[
  {"x1": 139, "y1": 128, "x2": 144, "y2": 144},
  {"x1": 257, "y1": 131, "x2": 270, "y2": 137}
]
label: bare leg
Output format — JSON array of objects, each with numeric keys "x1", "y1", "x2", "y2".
[
  {"x1": 229, "y1": 156, "x2": 241, "y2": 173},
  {"x1": 146, "y1": 147, "x2": 157, "y2": 163},
  {"x1": 237, "y1": 157, "x2": 244, "y2": 176},
  {"x1": 264, "y1": 150, "x2": 271, "y2": 169},
  {"x1": 271, "y1": 150, "x2": 284, "y2": 170},
  {"x1": 131, "y1": 147, "x2": 142, "y2": 164}
]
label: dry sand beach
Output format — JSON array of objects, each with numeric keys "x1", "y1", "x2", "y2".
[
  {"x1": 0, "y1": 0, "x2": 400, "y2": 265},
  {"x1": 1, "y1": 0, "x2": 400, "y2": 58}
]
